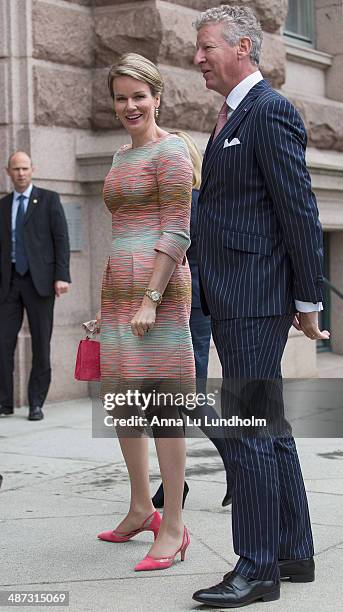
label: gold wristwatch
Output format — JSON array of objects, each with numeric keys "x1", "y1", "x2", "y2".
[{"x1": 145, "y1": 288, "x2": 163, "y2": 305}]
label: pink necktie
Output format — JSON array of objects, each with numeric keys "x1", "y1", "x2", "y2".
[{"x1": 213, "y1": 100, "x2": 230, "y2": 141}]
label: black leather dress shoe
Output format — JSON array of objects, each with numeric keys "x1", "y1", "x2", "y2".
[
  {"x1": 152, "y1": 481, "x2": 189, "y2": 509},
  {"x1": 192, "y1": 572, "x2": 280, "y2": 608},
  {"x1": 0, "y1": 405, "x2": 14, "y2": 416},
  {"x1": 223, "y1": 557, "x2": 315, "y2": 585},
  {"x1": 279, "y1": 557, "x2": 315, "y2": 582},
  {"x1": 28, "y1": 407, "x2": 44, "y2": 421},
  {"x1": 222, "y1": 489, "x2": 232, "y2": 507}
]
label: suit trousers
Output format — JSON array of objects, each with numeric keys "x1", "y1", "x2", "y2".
[
  {"x1": 189, "y1": 307, "x2": 211, "y2": 380},
  {"x1": 0, "y1": 268, "x2": 55, "y2": 408},
  {"x1": 211, "y1": 315, "x2": 314, "y2": 582},
  {"x1": 184, "y1": 307, "x2": 230, "y2": 476}
]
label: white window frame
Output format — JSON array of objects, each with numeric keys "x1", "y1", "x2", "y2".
[{"x1": 284, "y1": 0, "x2": 315, "y2": 48}]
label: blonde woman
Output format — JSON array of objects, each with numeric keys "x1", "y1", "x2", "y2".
[
  {"x1": 151, "y1": 132, "x2": 233, "y2": 510},
  {"x1": 97, "y1": 54, "x2": 194, "y2": 571}
]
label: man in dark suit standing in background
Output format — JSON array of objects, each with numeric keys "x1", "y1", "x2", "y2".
[
  {"x1": 0, "y1": 151, "x2": 70, "y2": 421},
  {"x1": 192, "y1": 5, "x2": 330, "y2": 609}
]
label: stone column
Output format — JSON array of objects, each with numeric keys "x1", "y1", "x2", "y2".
[
  {"x1": 0, "y1": 0, "x2": 35, "y2": 405},
  {"x1": 0, "y1": 0, "x2": 34, "y2": 193}
]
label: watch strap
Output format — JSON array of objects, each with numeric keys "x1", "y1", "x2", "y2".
[{"x1": 145, "y1": 288, "x2": 163, "y2": 305}]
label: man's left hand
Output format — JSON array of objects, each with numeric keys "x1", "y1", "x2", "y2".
[
  {"x1": 54, "y1": 280, "x2": 69, "y2": 297},
  {"x1": 296, "y1": 311, "x2": 330, "y2": 341}
]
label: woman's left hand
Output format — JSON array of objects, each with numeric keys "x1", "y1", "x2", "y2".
[{"x1": 130, "y1": 298, "x2": 157, "y2": 337}]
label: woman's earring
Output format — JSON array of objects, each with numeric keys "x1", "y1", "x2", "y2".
[
  {"x1": 115, "y1": 113, "x2": 119, "y2": 120},
  {"x1": 155, "y1": 108, "x2": 159, "y2": 118}
]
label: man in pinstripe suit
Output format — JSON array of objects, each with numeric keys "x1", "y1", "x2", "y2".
[{"x1": 192, "y1": 5, "x2": 330, "y2": 608}]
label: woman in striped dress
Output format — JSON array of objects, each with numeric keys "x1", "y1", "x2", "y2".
[{"x1": 97, "y1": 53, "x2": 195, "y2": 571}]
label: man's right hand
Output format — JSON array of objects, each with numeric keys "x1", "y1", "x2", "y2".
[{"x1": 294, "y1": 311, "x2": 330, "y2": 341}]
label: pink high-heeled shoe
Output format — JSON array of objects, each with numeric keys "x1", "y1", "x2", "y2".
[
  {"x1": 97, "y1": 510, "x2": 161, "y2": 543},
  {"x1": 134, "y1": 526, "x2": 190, "y2": 571}
]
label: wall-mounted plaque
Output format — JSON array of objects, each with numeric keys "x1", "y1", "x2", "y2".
[{"x1": 63, "y1": 203, "x2": 82, "y2": 251}]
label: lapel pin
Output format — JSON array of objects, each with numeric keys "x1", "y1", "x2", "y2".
[{"x1": 33, "y1": 199, "x2": 38, "y2": 204}]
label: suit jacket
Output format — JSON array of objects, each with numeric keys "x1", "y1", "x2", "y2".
[
  {"x1": 197, "y1": 79, "x2": 324, "y2": 319},
  {"x1": 0, "y1": 185, "x2": 71, "y2": 302}
]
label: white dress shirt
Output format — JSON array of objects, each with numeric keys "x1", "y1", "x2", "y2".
[
  {"x1": 226, "y1": 70, "x2": 264, "y2": 110},
  {"x1": 225, "y1": 71, "x2": 322, "y2": 314},
  {"x1": 11, "y1": 184, "x2": 33, "y2": 262}
]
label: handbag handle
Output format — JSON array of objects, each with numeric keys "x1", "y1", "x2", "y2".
[{"x1": 82, "y1": 319, "x2": 98, "y2": 339}]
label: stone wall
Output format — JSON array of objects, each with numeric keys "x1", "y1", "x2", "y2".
[
  {"x1": 25, "y1": 0, "x2": 288, "y2": 133},
  {"x1": 28, "y1": 0, "x2": 343, "y2": 151},
  {"x1": 167, "y1": 0, "x2": 289, "y2": 32},
  {"x1": 92, "y1": 0, "x2": 286, "y2": 130},
  {"x1": 316, "y1": 0, "x2": 343, "y2": 104},
  {"x1": 32, "y1": 1, "x2": 94, "y2": 67},
  {"x1": 288, "y1": 93, "x2": 343, "y2": 152}
]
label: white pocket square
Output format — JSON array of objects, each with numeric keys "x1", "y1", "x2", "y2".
[{"x1": 224, "y1": 138, "x2": 241, "y2": 148}]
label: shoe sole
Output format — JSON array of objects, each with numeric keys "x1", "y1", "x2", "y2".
[
  {"x1": 97, "y1": 537, "x2": 130, "y2": 543},
  {"x1": 280, "y1": 573, "x2": 315, "y2": 583},
  {"x1": 192, "y1": 589, "x2": 280, "y2": 608}
]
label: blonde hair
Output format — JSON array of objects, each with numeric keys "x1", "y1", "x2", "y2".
[
  {"x1": 172, "y1": 131, "x2": 202, "y2": 190},
  {"x1": 108, "y1": 53, "x2": 164, "y2": 100}
]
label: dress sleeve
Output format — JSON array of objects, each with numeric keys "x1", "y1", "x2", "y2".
[{"x1": 154, "y1": 137, "x2": 193, "y2": 265}]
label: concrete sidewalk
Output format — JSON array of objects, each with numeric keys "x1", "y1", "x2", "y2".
[{"x1": 0, "y1": 399, "x2": 342, "y2": 612}]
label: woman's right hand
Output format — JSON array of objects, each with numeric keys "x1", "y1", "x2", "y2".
[{"x1": 96, "y1": 310, "x2": 101, "y2": 333}]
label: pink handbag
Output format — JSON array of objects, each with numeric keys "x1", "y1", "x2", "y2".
[{"x1": 74, "y1": 320, "x2": 100, "y2": 381}]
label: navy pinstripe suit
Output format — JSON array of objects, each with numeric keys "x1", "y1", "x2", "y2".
[{"x1": 197, "y1": 79, "x2": 323, "y2": 581}]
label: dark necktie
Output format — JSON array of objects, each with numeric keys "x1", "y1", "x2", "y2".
[{"x1": 15, "y1": 195, "x2": 29, "y2": 275}]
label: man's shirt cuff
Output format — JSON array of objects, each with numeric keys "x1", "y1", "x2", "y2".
[{"x1": 295, "y1": 300, "x2": 323, "y2": 313}]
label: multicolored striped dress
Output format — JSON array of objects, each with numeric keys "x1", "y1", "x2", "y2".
[{"x1": 100, "y1": 134, "x2": 195, "y2": 400}]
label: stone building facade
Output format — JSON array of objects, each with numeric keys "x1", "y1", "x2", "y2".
[{"x1": 0, "y1": 0, "x2": 342, "y2": 405}]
